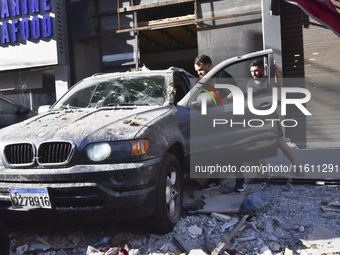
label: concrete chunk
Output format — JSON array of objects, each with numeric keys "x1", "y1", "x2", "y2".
[
  {"x1": 197, "y1": 193, "x2": 245, "y2": 214},
  {"x1": 211, "y1": 212, "x2": 232, "y2": 222}
]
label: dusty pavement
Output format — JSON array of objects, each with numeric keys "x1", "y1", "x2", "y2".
[{"x1": 4, "y1": 178, "x2": 340, "y2": 255}]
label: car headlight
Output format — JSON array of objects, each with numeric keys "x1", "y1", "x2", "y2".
[
  {"x1": 85, "y1": 139, "x2": 149, "y2": 162},
  {"x1": 86, "y1": 143, "x2": 111, "y2": 161}
]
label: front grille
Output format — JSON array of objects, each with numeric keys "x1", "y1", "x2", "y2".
[
  {"x1": 4, "y1": 143, "x2": 34, "y2": 165},
  {"x1": 3, "y1": 142, "x2": 74, "y2": 166},
  {"x1": 49, "y1": 187, "x2": 105, "y2": 208},
  {"x1": 38, "y1": 142, "x2": 73, "y2": 164}
]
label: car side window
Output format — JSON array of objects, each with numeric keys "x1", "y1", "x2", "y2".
[
  {"x1": 173, "y1": 74, "x2": 190, "y2": 104},
  {"x1": 222, "y1": 62, "x2": 251, "y2": 93},
  {"x1": 64, "y1": 85, "x2": 96, "y2": 108},
  {"x1": 189, "y1": 70, "x2": 238, "y2": 109},
  {"x1": 225, "y1": 56, "x2": 272, "y2": 96},
  {"x1": 189, "y1": 56, "x2": 273, "y2": 109}
]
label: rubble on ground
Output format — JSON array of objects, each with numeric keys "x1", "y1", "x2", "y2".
[{"x1": 6, "y1": 178, "x2": 340, "y2": 255}]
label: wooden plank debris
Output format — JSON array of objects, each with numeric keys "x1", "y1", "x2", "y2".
[
  {"x1": 211, "y1": 215, "x2": 249, "y2": 255},
  {"x1": 203, "y1": 228, "x2": 213, "y2": 253}
]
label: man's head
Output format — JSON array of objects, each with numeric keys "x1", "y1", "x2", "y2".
[
  {"x1": 194, "y1": 54, "x2": 212, "y2": 78},
  {"x1": 249, "y1": 59, "x2": 265, "y2": 80}
]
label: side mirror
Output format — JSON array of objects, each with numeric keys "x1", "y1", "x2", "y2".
[
  {"x1": 38, "y1": 105, "x2": 51, "y2": 114},
  {"x1": 189, "y1": 100, "x2": 201, "y2": 109}
]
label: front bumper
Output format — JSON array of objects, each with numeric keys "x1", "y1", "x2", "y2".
[{"x1": 0, "y1": 158, "x2": 161, "y2": 220}]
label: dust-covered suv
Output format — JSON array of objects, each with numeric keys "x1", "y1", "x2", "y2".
[
  {"x1": 0, "y1": 67, "x2": 196, "y2": 233},
  {"x1": 0, "y1": 50, "x2": 279, "y2": 233}
]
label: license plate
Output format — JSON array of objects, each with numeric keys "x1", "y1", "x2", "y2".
[{"x1": 9, "y1": 188, "x2": 52, "y2": 210}]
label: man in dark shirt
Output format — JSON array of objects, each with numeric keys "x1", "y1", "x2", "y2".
[
  {"x1": 245, "y1": 58, "x2": 281, "y2": 94},
  {"x1": 194, "y1": 54, "x2": 236, "y2": 102},
  {"x1": 246, "y1": 59, "x2": 303, "y2": 180}
]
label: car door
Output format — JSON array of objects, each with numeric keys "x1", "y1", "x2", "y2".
[{"x1": 178, "y1": 49, "x2": 279, "y2": 178}]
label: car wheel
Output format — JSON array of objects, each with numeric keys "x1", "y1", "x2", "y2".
[{"x1": 150, "y1": 153, "x2": 183, "y2": 233}]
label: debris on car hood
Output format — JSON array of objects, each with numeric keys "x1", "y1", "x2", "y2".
[{"x1": 0, "y1": 106, "x2": 171, "y2": 142}]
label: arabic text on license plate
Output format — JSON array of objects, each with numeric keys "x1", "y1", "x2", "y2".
[{"x1": 9, "y1": 188, "x2": 52, "y2": 210}]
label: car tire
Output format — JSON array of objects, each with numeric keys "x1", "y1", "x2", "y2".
[{"x1": 149, "y1": 153, "x2": 183, "y2": 233}]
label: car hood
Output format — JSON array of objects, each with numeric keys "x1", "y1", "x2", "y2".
[{"x1": 0, "y1": 106, "x2": 171, "y2": 143}]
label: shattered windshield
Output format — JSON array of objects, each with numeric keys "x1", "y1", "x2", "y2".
[{"x1": 53, "y1": 74, "x2": 168, "y2": 109}]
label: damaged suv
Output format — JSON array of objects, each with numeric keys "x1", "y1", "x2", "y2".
[
  {"x1": 0, "y1": 67, "x2": 194, "y2": 232},
  {"x1": 0, "y1": 49, "x2": 278, "y2": 233}
]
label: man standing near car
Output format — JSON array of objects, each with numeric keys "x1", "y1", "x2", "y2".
[
  {"x1": 194, "y1": 54, "x2": 236, "y2": 102},
  {"x1": 193, "y1": 54, "x2": 246, "y2": 192},
  {"x1": 245, "y1": 59, "x2": 303, "y2": 180},
  {"x1": 246, "y1": 58, "x2": 281, "y2": 95}
]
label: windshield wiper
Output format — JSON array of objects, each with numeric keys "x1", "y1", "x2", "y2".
[
  {"x1": 108, "y1": 103, "x2": 149, "y2": 106},
  {"x1": 54, "y1": 105, "x2": 81, "y2": 110}
]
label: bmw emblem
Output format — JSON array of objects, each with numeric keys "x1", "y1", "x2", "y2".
[{"x1": 37, "y1": 132, "x2": 46, "y2": 138}]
